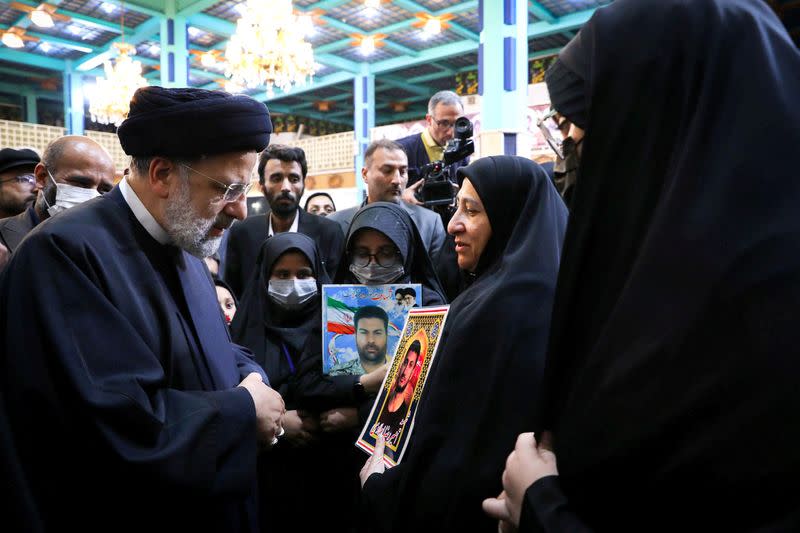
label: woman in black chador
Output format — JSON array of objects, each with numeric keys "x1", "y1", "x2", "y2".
[
  {"x1": 485, "y1": 1, "x2": 800, "y2": 531},
  {"x1": 359, "y1": 156, "x2": 568, "y2": 532}
]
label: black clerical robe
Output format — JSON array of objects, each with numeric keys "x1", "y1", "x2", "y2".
[{"x1": 0, "y1": 187, "x2": 266, "y2": 533}]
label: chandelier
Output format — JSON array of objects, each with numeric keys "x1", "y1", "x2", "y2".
[
  {"x1": 224, "y1": 0, "x2": 316, "y2": 97},
  {"x1": 88, "y1": 4, "x2": 148, "y2": 126}
]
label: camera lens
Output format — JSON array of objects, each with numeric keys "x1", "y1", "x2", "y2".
[{"x1": 454, "y1": 117, "x2": 472, "y2": 139}]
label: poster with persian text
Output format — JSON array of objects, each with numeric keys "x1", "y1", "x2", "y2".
[
  {"x1": 321, "y1": 284, "x2": 422, "y2": 375},
  {"x1": 355, "y1": 306, "x2": 450, "y2": 467}
]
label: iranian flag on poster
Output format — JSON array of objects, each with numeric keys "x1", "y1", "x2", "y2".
[
  {"x1": 322, "y1": 284, "x2": 422, "y2": 375},
  {"x1": 326, "y1": 297, "x2": 356, "y2": 335}
]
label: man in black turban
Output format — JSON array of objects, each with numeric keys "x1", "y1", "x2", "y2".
[{"x1": 0, "y1": 86, "x2": 286, "y2": 533}]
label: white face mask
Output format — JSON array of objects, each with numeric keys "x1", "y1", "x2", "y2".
[
  {"x1": 43, "y1": 170, "x2": 100, "y2": 217},
  {"x1": 349, "y1": 263, "x2": 405, "y2": 285},
  {"x1": 268, "y1": 279, "x2": 318, "y2": 310}
]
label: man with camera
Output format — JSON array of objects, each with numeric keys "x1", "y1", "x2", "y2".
[
  {"x1": 395, "y1": 91, "x2": 473, "y2": 301},
  {"x1": 396, "y1": 91, "x2": 471, "y2": 209}
]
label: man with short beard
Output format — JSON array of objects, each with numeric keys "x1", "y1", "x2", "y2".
[
  {"x1": 329, "y1": 305, "x2": 389, "y2": 376},
  {"x1": 375, "y1": 340, "x2": 420, "y2": 445},
  {"x1": 224, "y1": 144, "x2": 344, "y2": 297},
  {"x1": 0, "y1": 87, "x2": 285, "y2": 533}
]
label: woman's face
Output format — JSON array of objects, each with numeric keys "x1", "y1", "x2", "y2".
[
  {"x1": 269, "y1": 250, "x2": 314, "y2": 280},
  {"x1": 349, "y1": 229, "x2": 401, "y2": 268},
  {"x1": 447, "y1": 178, "x2": 492, "y2": 272}
]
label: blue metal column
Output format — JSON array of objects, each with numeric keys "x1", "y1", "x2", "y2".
[
  {"x1": 160, "y1": 0, "x2": 189, "y2": 88},
  {"x1": 63, "y1": 61, "x2": 85, "y2": 134},
  {"x1": 478, "y1": 0, "x2": 528, "y2": 155},
  {"x1": 25, "y1": 92, "x2": 37, "y2": 124},
  {"x1": 353, "y1": 65, "x2": 375, "y2": 203}
]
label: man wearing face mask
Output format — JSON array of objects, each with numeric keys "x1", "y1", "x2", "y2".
[{"x1": 0, "y1": 136, "x2": 114, "y2": 267}]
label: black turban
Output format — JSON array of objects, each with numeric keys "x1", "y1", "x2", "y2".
[{"x1": 117, "y1": 86, "x2": 272, "y2": 157}]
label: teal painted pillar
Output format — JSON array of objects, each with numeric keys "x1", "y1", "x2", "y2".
[
  {"x1": 25, "y1": 92, "x2": 37, "y2": 124},
  {"x1": 353, "y1": 65, "x2": 375, "y2": 203},
  {"x1": 478, "y1": 0, "x2": 529, "y2": 155},
  {"x1": 63, "y1": 61, "x2": 84, "y2": 134},
  {"x1": 160, "y1": 0, "x2": 189, "y2": 88}
]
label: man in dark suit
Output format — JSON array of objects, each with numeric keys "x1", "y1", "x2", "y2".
[
  {"x1": 328, "y1": 139, "x2": 446, "y2": 265},
  {"x1": 0, "y1": 136, "x2": 115, "y2": 270},
  {"x1": 394, "y1": 90, "x2": 470, "y2": 206},
  {"x1": 225, "y1": 145, "x2": 344, "y2": 297}
]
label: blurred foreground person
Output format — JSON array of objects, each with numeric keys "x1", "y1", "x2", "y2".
[{"x1": 485, "y1": 1, "x2": 800, "y2": 531}]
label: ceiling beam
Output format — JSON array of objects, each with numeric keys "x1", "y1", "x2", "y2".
[
  {"x1": 261, "y1": 70, "x2": 355, "y2": 102},
  {"x1": 379, "y1": 108, "x2": 427, "y2": 123},
  {"x1": 76, "y1": 16, "x2": 160, "y2": 71},
  {"x1": 102, "y1": 0, "x2": 163, "y2": 18},
  {"x1": 136, "y1": 55, "x2": 216, "y2": 81},
  {"x1": 315, "y1": 52, "x2": 360, "y2": 73},
  {"x1": 407, "y1": 69, "x2": 455, "y2": 84},
  {"x1": 371, "y1": 39, "x2": 476, "y2": 75},
  {"x1": 0, "y1": 24, "x2": 97, "y2": 53},
  {"x1": 529, "y1": 1, "x2": 556, "y2": 23},
  {"x1": 380, "y1": 40, "x2": 419, "y2": 57},
  {"x1": 0, "y1": 81, "x2": 62, "y2": 100},
  {"x1": 375, "y1": 94, "x2": 429, "y2": 106},
  {"x1": 187, "y1": 12, "x2": 233, "y2": 35},
  {"x1": 315, "y1": 38, "x2": 351, "y2": 54},
  {"x1": 0, "y1": 65, "x2": 51, "y2": 79},
  {"x1": 266, "y1": 103, "x2": 353, "y2": 126},
  {"x1": 528, "y1": 8, "x2": 596, "y2": 39},
  {"x1": 0, "y1": 47, "x2": 66, "y2": 70},
  {"x1": 446, "y1": 22, "x2": 479, "y2": 41},
  {"x1": 176, "y1": 0, "x2": 222, "y2": 18},
  {"x1": 308, "y1": 0, "x2": 351, "y2": 9},
  {"x1": 431, "y1": 62, "x2": 455, "y2": 75},
  {"x1": 377, "y1": 75, "x2": 434, "y2": 97},
  {"x1": 325, "y1": 108, "x2": 353, "y2": 119}
]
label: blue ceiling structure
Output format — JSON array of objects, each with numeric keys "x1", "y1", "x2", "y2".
[{"x1": 0, "y1": 0, "x2": 796, "y2": 129}]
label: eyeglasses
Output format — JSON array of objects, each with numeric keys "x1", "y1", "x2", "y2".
[
  {"x1": 536, "y1": 108, "x2": 565, "y2": 159},
  {"x1": 180, "y1": 163, "x2": 253, "y2": 203},
  {"x1": 0, "y1": 173, "x2": 36, "y2": 186},
  {"x1": 432, "y1": 118, "x2": 456, "y2": 130},
  {"x1": 351, "y1": 246, "x2": 401, "y2": 268}
]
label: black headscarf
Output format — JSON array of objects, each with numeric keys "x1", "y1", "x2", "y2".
[
  {"x1": 335, "y1": 202, "x2": 446, "y2": 306},
  {"x1": 536, "y1": 0, "x2": 800, "y2": 530},
  {"x1": 230, "y1": 233, "x2": 329, "y2": 401},
  {"x1": 361, "y1": 156, "x2": 567, "y2": 531}
]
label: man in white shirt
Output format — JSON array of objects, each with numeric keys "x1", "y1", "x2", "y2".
[{"x1": 0, "y1": 86, "x2": 284, "y2": 533}]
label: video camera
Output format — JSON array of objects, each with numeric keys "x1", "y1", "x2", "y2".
[{"x1": 414, "y1": 116, "x2": 474, "y2": 207}]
